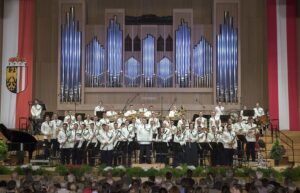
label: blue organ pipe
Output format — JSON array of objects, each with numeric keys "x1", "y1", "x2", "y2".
[
  {"x1": 60, "y1": 7, "x2": 81, "y2": 102},
  {"x1": 157, "y1": 57, "x2": 172, "y2": 87},
  {"x1": 217, "y1": 12, "x2": 238, "y2": 103},
  {"x1": 142, "y1": 35, "x2": 155, "y2": 87},
  {"x1": 125, "y1": 57, "x2": 140, "y2": 87}
]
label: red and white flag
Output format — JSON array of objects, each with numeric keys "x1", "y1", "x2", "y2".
[
  {"x1": 0, "y1": 0, "x2": 34, "y2": 128},
  {"x1": 267, "y1": 0, "x2": 299, "y2": 131}
]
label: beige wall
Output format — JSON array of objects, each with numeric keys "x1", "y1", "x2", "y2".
[{"x1": 34, "y1": 0, "x2": 269, "y2": 113}]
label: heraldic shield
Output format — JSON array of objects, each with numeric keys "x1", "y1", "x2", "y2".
[{"x1": 6, "y1": 58, "x2": 27, "y2": 94}]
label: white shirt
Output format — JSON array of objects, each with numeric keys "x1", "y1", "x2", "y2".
[
  {"x1": 106, "y1": 111, "x2": 117, "y2": 117},
  {"x1": 139, "y1": 108, "x2": 148, "y2": 113},
  {"x1": 222, "y1": 130, "x2": 237, "y2": 149},
  {"x1": 233, "y1": 122, "x2": 247, "y2": 135},
  {"x1": 137, "y1": 124, "x2": 153, "y2": 145},
  {"x1": 119, "y1": 126, "x2": 135, "y2": 142},
  {"x1": 98, "y1": 129, "x2": 115, "y2": 150},
  {"x1": 94, "y1": 105, "x2": 105, "y2": 116},
  {"x1": 148, "y1": 117, "x2": 160, "y2": 129},
  {"x1": 51, "y1": 119, "x2": 62, "y2": 139},
  {"x1": 209, "y1": 116, "x2": 221, "y2": 130},
  {"x1": 64, "y1": 115, "x2": 76, "y2": 123},
  {"x1": 245, "y1": 123, "x2": 257, "y2": 142},
  {"x1": 195, "y1": 117, "x2": 207, "y2": 129},
  {"x1": 168, "y1": 110, "x2": 176, "y2": 118},
  {"x1": 254, "y1": 107, "x2": 264, "y2": 118},
  {"x1": 174, "y1": 133, "x2": 185, "y2": 145},
  {"x1": 155, "y1": 128, "x2": 172, "y2": 142},
  {"x1": 144, "y1": 111, "x2": 152, "y2": 118},
  {"x1": 124, "y1": 110, "x2": 137, "y2": 117},
  {"x1": 215, "y1": 105, "x2": 225, "y2": 118},
  {"x1": 84, "y1": 119, "x2": 94, "y2": 128},
  {"x1": 31, "y1": 104, "x2": 42, "y2": 119},
  {"x1": 58, "y1": 129, "x2": 74, "y2": 148},
  {"x1": 184, "y1": 128, "x2": 198, "y2": 143},
  {"x1": 41, "y1": 121, "x2": 52, "y2": 140}
]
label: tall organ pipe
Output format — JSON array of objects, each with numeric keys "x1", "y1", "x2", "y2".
[
  {"x1": 60, "y1": 7, "x2": 82, "y2": 102},
  {"x1": 142, "y1": 34, "x2": 155, "y2": 87},
  {"x1": 216, "y1": 12, "x2": 238, "y2": 103}
]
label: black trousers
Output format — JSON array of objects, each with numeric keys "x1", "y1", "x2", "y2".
[
  {"x1": 50, "y1": 139, "x2": 59, "y2": 157},
  {"x1": 224, "y1": 148, "x2": 234, "y2": 166},
  {"x1": 101, "y1": 150, "x2": 113, "y2": 166},
  {"x1": 185, "y1": 142, "x2": 198, "y2": 166},
  {"x1": 139, "y1": 144, "x2": 151, "y2": 164},
  {"x1": 246, "y1": 142, "x2": 256, "y2": 161},
  {"x1": 43, "y1": 139, "x2": 50, "y2": 159},
  {"x1": 87, "y1": 143, "x2": 97, "y2": 166},
  {"x1": 72, "y1": 147, "x2": 83, "y2": 165},
  {"x1": 60, "y1": 148, "x2": 71, "y2": 164},
  {"x1": 155, "y1": 142, "x2": 168, "y2": 164}
]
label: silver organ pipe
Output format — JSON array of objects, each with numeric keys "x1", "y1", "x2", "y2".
[
  {"x1": 60, "y1": 7, "x2": 82, "y2": 102},
  {"x1": 85, "y1": 37, "x2": 105, "y2": 87},
  {"x1": 107, "y1": 16, "x2": 122, "y2": 87},
  {"x1": 175, "y1": 19, "x2": 191, "y2": 87},
  {"x1": 157, "y1": 57, "x2": 172, "y2": 87},
  {"x1": 193, "y1": 37, "x2": 212, "y2": 88},
  {"x1": 216, "y1": 12, "x2": 238, "y2": 103},
  {"x1": 142, "y1": 34, "x2": 155, "y2": 87},
  {"x1": 124, "y1": 57, "x2": 141, "y2": 87}
]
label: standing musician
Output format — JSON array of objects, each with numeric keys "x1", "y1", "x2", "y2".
[
  {"x1": 30, "y1": 99, "x2": 43, "y2": 134},
  {"x1": 94, "y1": 100, "x2": 105, "y2": 116},
  {"x1": 81, "y1": 124, "x2": 91, "y2": 164},
  {"x1": 253, "y1": 102, "x2": 265, "y2": 119},
  {"x1": 76, "y1": 114, "x2": 84, "y2": 127},
  {"x1": 84, "y1": 114, "x2": 94, "y2": 129},
  {"x1": 177, "y1": 115, "x2": 189, "y2": 129},
  {"x1": 72, "y1": 123, "x2": 83, "y2": 165},
  {"x1": 168, "y1": 105, "x2": 177, "y2": 118},
  {"x1": 148, "y1": 113, "x2": 160, "y2": 130},
  {"x1": 155, "y1": 123, "x2": 172, "y2": 164},
  {"x1": 221, "y1": 123, "x2": 237, "y2": 166},
  {"x1": 50, "y1": 113, "x2": 62, "y2": 157},
  {"x1": 233, "y1": 116, "x2": 247, "y2": 159},
  {"x1": 215, "y1": 102, "x2": 225, "y2": 119},
  {"x1": 173, "y1": 129, "x2": 185, "y2": 166},
  {"x1": 245, "y1": 117, "x2": 258, "y2": 162},
  {"x1": 194, "y1": 111, "x2": 207, "y2": 129},
  {"x1": 41, "y1": 115, "x2": 52, "y2": 159},
  {"x1": 169, "y1": 120, "x2": 177, "y2": 135},
  {"x1": 119, "y1": 120, "x2": 135, "y2": 166},
  {"x1": 209, "y1": 111, "x2": 222, "y2": 131},
  {"x1": 184, "y1": 123, "x2": 198, "y2": 166},
  {"x1": 117, "y1": 114, "x2": 126, "y2": 128},
  {"x1": 253, "y1": 102, "x2": 266, "y2": 135},
  {"x1": 94, "y1": 116, "x2": 101, "y2": 130},
  {"x1": 58, "y1": 123, "x2": 74, "y2": 164},
  {"x1": 210, "y1": 126, "x2": 221, "y2": 166},
  {"x1": 87, "y1": 122, "x2": 99, "y2": 166},
  {"x1": 98, "y1": 124, "x2": 115, "y2": 166},
  {"x1": 137, "y1": 118, "x2": 153, "y2": 164}
]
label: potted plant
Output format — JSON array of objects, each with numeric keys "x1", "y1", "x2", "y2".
[
  {"x1": 269, "y1": 139, "x2": 285, "y2": 166},
  {"x1": 0, "y1": 140, "x2": 8, "y2": 163}
]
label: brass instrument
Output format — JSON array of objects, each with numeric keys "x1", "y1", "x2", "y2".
[{"x1": 228, "y1": 135, "x2": 237, "y2": 148}]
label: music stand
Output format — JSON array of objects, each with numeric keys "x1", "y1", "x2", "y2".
[
  {"x1": 192, "y1": 114, "x2": 199, "y2": 122},
  {"x1": 243, "y1": 110, "x2": 254, "y2": 117},
  {"x1": 58, "y1": 116, "x2": 65, "y2": 121},
  {"x1": 40, "y1": 104, "x2": 47, "y2": 111},
  {"x1": 96, "y1": 111, "x2": 106, "y2": 119},
  {"x1": 44, "y1": 112, "x2": 53, "y2": 119},
  {"x1": 220, "y1": 115, "x2": 230, "y2": 123}
]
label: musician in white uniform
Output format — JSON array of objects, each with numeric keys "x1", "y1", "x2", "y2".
[
  {"x1": 119, "y1": 121, "x2": 135, "y2": 166},
  {"x1": 64, "y1": 111, "x2": 76, "y2": 123},
  {"x1": 148, "y1": 113, "x2": 160, "y2": 130},
  {"x1": 94, "y1": 100, "x2": 105, "y2": 116},
  {"x1": 198, "y1": 127, "x2": 210, "y2": 166},
  {"x1": 155, "y1": 123, "x2": 171, "y2": 164},
  {"x1": 210, "y1": 126, "x2": 221, "y2": 166},
  {"x1": 81, "y1": 124, "x2": 91, "y2": 164},
  {"x1": 253, "y1": 102, "x2": 265, "y2": 119},
  {"x1": 124, "y1": 105, "x2": 137, "y2": 117},
  {"x1": 87, "y1": 122, "x2": 99, "y2": 166},
  {"x1": 173, "y1": 129, "x2": 185, "y2": 166},
  {"x1": 194, "y1": 112, "x2": 207, "y2": 129},
  {"x1": 137, "y1": 118, "x2": 153, "y2": 164},
  {"x1": 209, "y1": 111, "x2": 222, "y2": 131},
  {"x1": 50, "y1": 113, "x2": 62, "y2": 157},
  {"x1": 214, "y1": 102, "x2": 225, "y2": 119},
  {"x1": 75, "y1": 114, "x2": 84, "y2": 127},
  {"x1": 84, "y1": 114, "x2": 94, "y2": 129},
  {"x1": 240, "y1": 106, "x2": 249, "y2": 122},
  {"x1": 30, "y1": 99, "x2": 43, "y2": 134},
  {"x1": 41, "y1": 115, "x2": 52, "y2": 159},
  {"x1": 168, "y1": 105, "x2": 177, "y2": 118},
  {"x1": 138, "y1": 104, "x2": 148, "y2": 114},
  {"x1": 58, "y1": 123, "x2": 73, "y2": 164},
  {"x1": 72, "y1": 123, "x2": 83, "y2": 165},
  {"x1": 245, "y1": 118, "x2": 258, "y2": 162},
  {"x1": 98, "y1": 124, "x2": 115, "y2": 166},
  {"x1": 144, "y1": 105, "x2": 154, "y2": 118},
  {"x1": 221, "y1": 123, "x2": 237, "y2": 166},
  {"x1": 233, "y1": 116, "x2": 247, "y2": 160},
  {"x1": 99, "y1": 114, "x2": 110, "y2": 126},
  {"x1": 106, "y1": 107, "x2": 117, "y2": 118},
  {"x1": 184, "y1": 124, "x2": 198, "y2": 166}
]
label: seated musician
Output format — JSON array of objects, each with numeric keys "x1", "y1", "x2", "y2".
[
  {"x1": 221, "y1": 123, "x2": 237, "y2": 166},
  {"x1": 84, "y1": 114, "x2": 94, "y2": 129},
  {"x1": 124, "y1": 105, "x2": 137, "y2": 117},
  {"x1": 214, "y1": 101, "x2": 225, "y2": 119},
  {"x1": 58, "y1": 123, "x2": 73, "y2": 164},
  {"x1": 177, "y1": 115, "x2": 189, "y2": 129},
  {"x1": 155, "y1": 123, "x2": 172, "y2": 164},
  {"x1": 209, "y1": 111, "x2": 221, "y2": 131},
  {"x1": 148, "y1": 113, "x2": 160, "y2": 130},
  {"x1": 117, "y1": 114, "x2": 126, "y2": 128},
  {"x1": 173, "y1": 129, "x2": 185, "y2": 166},
  {"x1": 98, "y1": 124, "x2": 115, "y2": 166},
  {"x1": 138, "y1": 103, "x2": 148, "y2": 114},
  {"x1": 106, "y1": 106, "x2": 117, "y2": 118},
  {"x1": 30, "y1": 99, "x2": 43, "y2": 134},
  {"x1": 240, "y1": 105, "x2": 249, "y2": 122},
  {"x1": 253, "y1": 102, "x2": 265, "y2": 119},
  {"x1": 100, "y1": 113, "x2": 110, "y2": 126},
  {"x1": 168, "y1": 105, "x2": 177, "y2": 118},
  {"x1": 144, "y1": 105, "x2": 154, "y2": 118},
  {"x1": 94, "y1": 100, "x2": 105, "y2": 116},
  {"x1": 233, "y1": 116, "x2": 247, "y2": 159},
  {"x1": 194, "y1": 111, "x2": 207, "y2": 129},
  {"x1": 169, "y1": 120, "x2": 177, "y2": 135},
  {"x1": 76, "y1": 114, "x2": 84, "y2": 126},
  {"x1": 163, "y1": 116, "x2": 171, "y2": 127},
  {"x1": 184, "y1": 123, "x2": 198, "y2": 166},
  {"x1": 93, "y1": 116, "x2": 101, "y2": 130},
  {"x1": 64, "y1": 110, "x2": 76, "y2": 123},
  {"x1": 41, "y1": 115, "x2": 52, "y2": 159},
  {"x1": 137, "y1": 118, "x2": 153, "y2": 164},
  {"x1": 50, "y1": 113, "x2": 62, "y2": 157},
  {"x1": 245, "y1": 117, "x2": 258, "y2": 162}
]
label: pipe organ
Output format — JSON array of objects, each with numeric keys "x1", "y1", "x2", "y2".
[
  {"x1": 60, "y1": 7, "x2": 82, "y2": 103},
  {"x1": 216, "y1": 12, "x2": 238, "y2": 103},
  {"x1": 58, "y1": 2, "x2": 240, "y2": 109}
]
